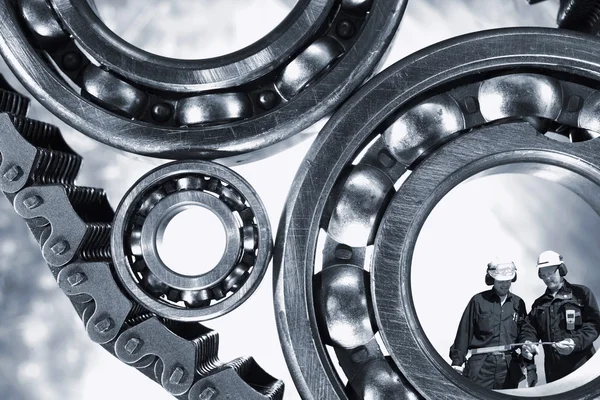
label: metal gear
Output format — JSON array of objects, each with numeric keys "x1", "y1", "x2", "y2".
[
  {"x1": 0, "y1": 76, "x2": 283, "y2": 399},
  {"x1": 0, "y1": 0, "x2": 407, "y2": 161},
  {"x1": 275, "y1": 28, "x2": 600, "y2": 400}
]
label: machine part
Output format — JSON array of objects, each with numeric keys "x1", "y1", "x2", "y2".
[
  {"x1": 112, "y1": 160, "x2": 272, "y2": 322},
  {"x1": 275, "y1": 28, "x2": 600, "y2": 400},
  {"x1": 0, "y1": 75, "x2": 283, "y2": 399},
  {"x1": 526, "y1": 0, "x2": 600, "y2": 35},
  {"x1": 0, "y1": 0, "x2": 407, "y2": 161}
]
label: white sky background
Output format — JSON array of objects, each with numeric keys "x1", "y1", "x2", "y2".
[
  {"x1": 412, "y1": 172, "x2": 600, "y2": 395},
  {"x1": 7, "y1": 0, "x2": 600, "y2": 399}
]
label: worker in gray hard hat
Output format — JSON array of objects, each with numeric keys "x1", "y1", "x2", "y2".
[
  {"x1": 520, "y1": 251, "x2": 600, "y2": 383},
  {"x1": 450, "y1": 259, "x2": 535, "y2": 389}
]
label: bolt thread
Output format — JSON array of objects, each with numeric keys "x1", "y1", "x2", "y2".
[
  {"x1": 559, "y1": 0, "x2": 600, "y2": 34},
  {"x1": 195, "y1": 331, "x2": 222, "y2": 376},
  {"x1": 63, "y1": 185, "x2": 113, "y2": 223},
  {"x1": 31, "y1": 148, "x2": 82, "y2": 186},
  {"x1": 79, "y1": 222, "x2": 112, "y2": 261},
  {"x1": 0, "y1": 88, "x2": 29, "y2": 116},
  {"x1": 8, "y1": 114, "x2": 73, "y2": 152}
]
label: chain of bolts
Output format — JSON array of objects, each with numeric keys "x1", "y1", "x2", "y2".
[
  {"x1": 0, "y1": 80, "x2": 283, "y2": 399},
  {"x1": 313, "y1": 72, "x2": 600, "y2": 398}
]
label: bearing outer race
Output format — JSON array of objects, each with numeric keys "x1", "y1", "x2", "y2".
[
  {"x1": 274, "y1": 29, "x2": 600, "y2": 400},
  {"x1": 372, "y1": 123, "x2": 600, "y2": 400},
  {"x1": 51, "y1": 0, "x2": 334, "y2": 91},
  {"x1": 0, "y1": 0, "x2": 407, "y2": 161},
  {"x1": 140, "y1": 190, "x2": 241, "y2": 291},
  {"x1": 112, "y1": 161, "x2": 272, "y2": 322}
]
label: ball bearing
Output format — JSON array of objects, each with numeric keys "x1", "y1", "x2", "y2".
[
  {"x1": 112, "y1": 160, "x2": 272, "y2": 322},
  {"x1": 0, "y1": 0, "x2": 407, "y2": 161},
  {"x1": 275, "y1": 28, "x2": 600, "y2": 400}
]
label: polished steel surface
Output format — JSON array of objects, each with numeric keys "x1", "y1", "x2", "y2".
[
  {"x1": 0, "y1": 1, "x2": 573, "y2": 400},
  {"x1": 0, "y1": 0, "x2": 407, "y2": 161},
  {"x1": 384, "y1": 94, "x2": 465, "y2": 167},
  {"x1": 275, "y1": 27, "x2": 600, "y2": 400},
  {"x1": 112, "y1": 161, "x2": 272, "y2": 322}
]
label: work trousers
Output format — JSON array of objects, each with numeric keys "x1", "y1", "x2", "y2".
[{"x1": 465, "y1": 353, "x2": 522, "y2": 389}]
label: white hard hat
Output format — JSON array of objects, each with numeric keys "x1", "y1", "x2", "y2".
[
  {"x1": 487, "y1": 259, "x2": 517, "y2": 281},
  {"x1": 536, "y1": 250, "x2": 563, "y2": 269}
]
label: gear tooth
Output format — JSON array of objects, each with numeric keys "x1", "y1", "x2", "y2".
[
  {"x1": 7, "y1": 114, "x2": 74, "y2": 152},
  {"x1": 0, "y1": 88, "x2": 29, "y2": 116},
  {"x1": 79, "y1": 222, "x2": 112, "y2": 261},
  {"x1": 63, "y1": 186, "x2": 113, "y2": 223},
  {"x1": 195, "y1": 330, "x2": 221, "y2": 375},
  {"x1": 224, "y1": 356, "x2": 285, "y2": 399},
  {"x1": 31, "y1": 148, "x2": 82, "y2": 185}
]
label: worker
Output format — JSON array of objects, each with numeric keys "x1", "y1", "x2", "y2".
[
  {"x1": 520, "y1": 251, "x2": 600, "y2": 383},
  {"x1": 449, "y1": 259, "x2": 536, "y2": 389}
]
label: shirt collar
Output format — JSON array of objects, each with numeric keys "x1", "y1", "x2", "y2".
[
  {"x1": 544, "y1": 279, "x2": 573, "y2": 299},
  {"x1": 489, "y1": 289, "x2": 513, "y2": 302}
]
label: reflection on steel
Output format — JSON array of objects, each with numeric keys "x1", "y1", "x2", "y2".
[
  {"x1": 384, "y1": 94, "x2": 465, "y2": 167},
  {"x1": 0, "y1": 78, "x2": 283, "y2": 399},
  {"x1": 0, "y1": 0, "x2": 407, "y2": 161},
  {"x1": 112, "y1": 161, "x2": 272, "y2": 322},
  {"x1": 478, "y1": 74, "x2": 563, "y2": 123},
  {"x1": 328, "y1": 164, "x2": 394, "y2": 247},
  {"x1": 315, "y1": 264, "x2": 375, "y2": 349},
  {"x1": 275, "y1": 29, "x2": 600, "y2": 399}
]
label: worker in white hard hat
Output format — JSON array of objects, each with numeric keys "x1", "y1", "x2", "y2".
[
  {"x1": 450, "y1": 259, "x2": 535, "y2": 389},
  {"x1": 520, "y1": 251, "x2": 600, "y2": 383}
]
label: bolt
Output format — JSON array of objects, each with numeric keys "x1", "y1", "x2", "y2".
[
  {"x1": 257, "y1": 90, "x2": 278, "y2": 110},
  {"x1": 463, "y1": 96, "x2": 479, "y2": 114},
  {"x1": 336, "y1": 20, "x2": 356, "y2": 39},
  {"x1": 66, "y1": 272, "x2": 86, "y2": 287},
  {"x1": 94, "y1": 317, "x2": 113, "y2": 333},
  {"x1": 22, "y1": 195, "x2": 43, "y2": 209},
  {"x1": 169, "y1": 366, "x2": 185, "y2": 385},
  {"x1": 377, "y1": 150, "x2": 395, "y2": 168},
  {"x1": 198, "y1": 386, "x2": 218, "y2": 400},
  {"x1": 3, "y1": 165, "x2": 22, "y2": 182},
  {"x1": 62, "y1": 51, "x2": 83, "y2": 71},
  {"x1": 124, "y1": 337, "x2": 142, "y2": 355},
  {"x1": 50, "y1": 240, "x2": 69, "y2": 256},
  {"x1": 151, "y1": 103, "x2": 173, "y2": 122},
  {"x1": 335, "y1": 245, "x2": 353, "y2": 260},
  {"x1": 567, "y1": 95, "x2": 583, "y2": 113},
  {"x1": 350, "y1": 346, "x2": 369, "y2": 363}
]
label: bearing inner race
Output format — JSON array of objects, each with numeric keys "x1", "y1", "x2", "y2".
[{"x1": 140, "y1": 190, "x2": 241, "y2": 290}]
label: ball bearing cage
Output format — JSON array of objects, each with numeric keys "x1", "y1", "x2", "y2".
[
  {"x1": 0, "y1": 0, "x2": 407, "y2": 160},
  {"x1": 112, "y1": 161, "x2": 272, "y2": 322},
  {"x1": 275, "y1": 28, "x2": 600, "y2": 400}
]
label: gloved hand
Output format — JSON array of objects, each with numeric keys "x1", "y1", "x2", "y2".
[
  {"x1": 526, "y1": 367, "x2": 538, "y2": 387},
  {"x1": 553, "y1": 338, "x2": 575, "y2": 355},
  {"x1": 521, "y1": 340, "x2": 538, "y2": 360},
  {"x1": 452, "y1": 365, "x2": 464, "y2": 375}
]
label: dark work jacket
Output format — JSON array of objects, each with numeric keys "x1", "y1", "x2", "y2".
[
  {"x1": 519, "y1": 279, "x2": 600, "y2": 383},
  {"x1": 450, "y1": 290, "x2": 527, "y2": 369}
]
